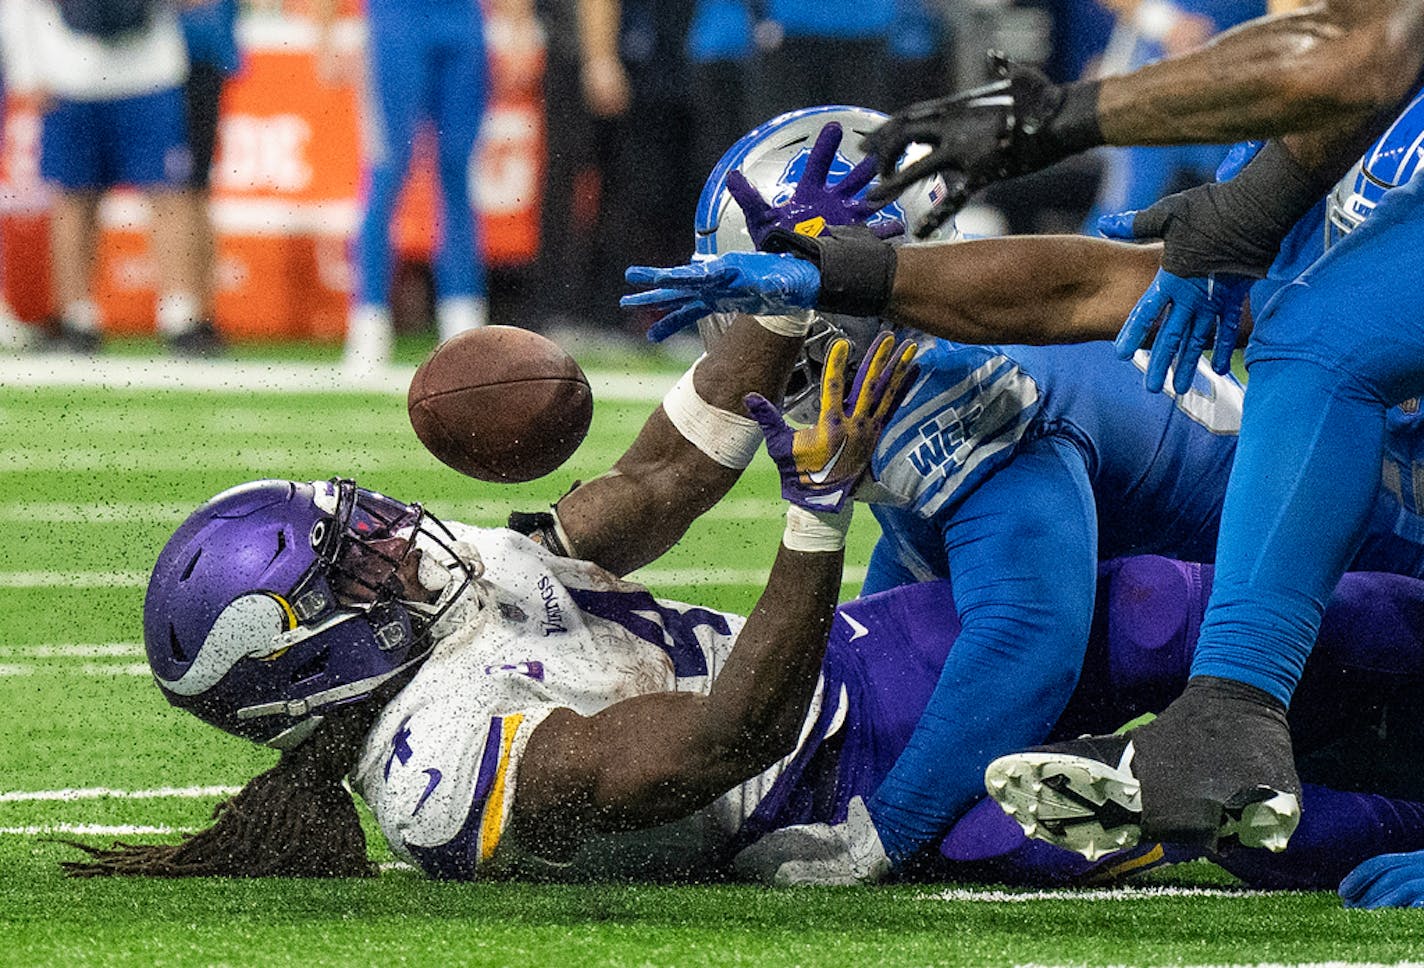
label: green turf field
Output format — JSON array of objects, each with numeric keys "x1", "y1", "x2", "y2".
[{"x1": 3, "y1": 354, "x2": 1422, "y2": 967}]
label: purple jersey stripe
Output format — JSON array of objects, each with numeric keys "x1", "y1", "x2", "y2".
[{"x1": 405, "y1": 717, "x2": 505, "y2": 880}]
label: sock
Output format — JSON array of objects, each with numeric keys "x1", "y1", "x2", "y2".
[
  {"x1": 63, "y1": 299, "x2": 100, "y2": 333},
  {"x1": 156, "y1": 292, "x2": 201, "y2": 337},
  {"x1": 1191, "y1": 357, "x2": 1385, "y2": 704},
  {"x1": 437, "y1": 296, "x2": 487, "y2": 341},
  {"x1": 345, "y1": 304, "x2": 393, "y2": 371}
]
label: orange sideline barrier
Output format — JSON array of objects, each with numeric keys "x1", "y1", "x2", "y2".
[{"x1": 0, "y1": 11, "x2": 545, "y2": 339}]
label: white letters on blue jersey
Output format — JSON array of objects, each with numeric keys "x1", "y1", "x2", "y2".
[
  {"x1": 866, "y1": 340, "x2": 1247, "y2": 567},
  {"x1": 872, "y1": 341, "x2": 1042, "y2": 519},
  {"x1": 350, "y1": 524, "x2": 834, "y2": 880}
]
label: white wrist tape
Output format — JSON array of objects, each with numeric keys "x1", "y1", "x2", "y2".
[
  {"x1": 662, "y1": 358, "x2": 765, "y2": 469},
  {"x1": 782, "y1": 503, "x2": 852, "y2": 553},
  {"x1": 754, "y1": 310, "x2": 814, "y2": 338}
]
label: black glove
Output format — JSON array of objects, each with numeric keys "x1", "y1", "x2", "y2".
[
  {"x1": 1106, "y1": 140, "x2": 1328, "y2": 280},
  {"x1": 863, "y1": 52, "x2": 1103, "y2": 238}
]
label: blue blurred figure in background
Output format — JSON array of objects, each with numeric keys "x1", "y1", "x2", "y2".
[
  {"x1": 173, "y1": 0, "x2": 242, "y2": 356},
  {"x1": 1083, "y1": 0, "x2": 1264, "y2": 232},
  {"x1": 323, "y1": 0, "x2": 489, "y2": 375}
]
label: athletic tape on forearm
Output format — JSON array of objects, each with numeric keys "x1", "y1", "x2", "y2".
[
  {"x1": 662, "y1": 360, "x2": 764, "y2": 469},
  {"x1": 782, "y1": 503, "x2": 852, "y2": 553},
  {"x1": 1157, "y1": 140, "x2": 1332, "y2": 278},
  {"x1": 754, "y1": 310, "x2": 813, "y2": 338},
  {"x1": 765, "y1": 229, "x2": 897, "y2": 318},
  {"x1": 814, "y1": 236, "x2": 898, "y2": 318}
]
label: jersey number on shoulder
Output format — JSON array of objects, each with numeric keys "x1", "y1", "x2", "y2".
[{"x1": 1132, "y1": 352, "x2": 1242, "y2": 436}]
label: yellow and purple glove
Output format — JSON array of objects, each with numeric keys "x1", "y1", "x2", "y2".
[{"x1": 745, "y1": 332, "x2": 918, "y2": 514}]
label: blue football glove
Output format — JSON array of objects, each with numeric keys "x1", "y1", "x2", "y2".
[
  {"x1": 726, "y1": 121, "x2": 904, "y2": 249},
  {"x1": 744, "y1": 332, "x2": 918, "y2": 514},
  {"x1": 1215, "y1": 140, "x2": 1265, "y2": 183},
  {"x1": 1101, "y1": 209, "x2": 1251, "y2": 396},
  {"x1": 1340, "y1": 851, "x2": 1424, "y2": 909},
  {"x1": 623, "y1": 253, "x2": 821, "y2": 342},
  {"x1": 1103, "y1": 141, "x2": 1328, "y2": 395}
]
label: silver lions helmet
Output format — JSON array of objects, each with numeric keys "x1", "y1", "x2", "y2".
[
  {"x1": 694, "y1": 105, "x2": 956, "y2": 423},
  {"x1": 1326, "y1": 90, "x2": 1424, "y2": 248}
]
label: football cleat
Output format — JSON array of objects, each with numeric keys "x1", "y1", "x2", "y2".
[
  {"x1": 986, "y1": 736, "x2": 1300, "y2": 861},
  {"x1": 167, "y1": 319, "x2": 228, "y2": 358},
  {"x1": 985, "y1": 734, "x2": 1143, "y2": 862}
]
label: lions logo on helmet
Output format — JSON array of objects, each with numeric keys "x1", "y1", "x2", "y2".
[
  {"x1": 1326, "y1": 89, "x2": 1424, "y2": 248},
  {"x1": 695, "y1": 105, "x2": 953, "y2": 423}
]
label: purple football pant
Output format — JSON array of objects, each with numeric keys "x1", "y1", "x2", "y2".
[{"x1": 741, "y1": 558, "x2": 1424, "y2": 887}]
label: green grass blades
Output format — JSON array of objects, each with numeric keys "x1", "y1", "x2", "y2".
[{"x1": 0, "y1": 376, "x2": 1408, "y2": 967}]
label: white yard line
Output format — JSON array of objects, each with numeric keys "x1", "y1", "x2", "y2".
[
  {"x1": 0, "y1": 644, "x2": 142, "y2": 657},
  {"x1": 0, "y1": 566, "x2": 869, "y2": 589},
  {"x1": 0, "y1": 357, "x2": 672, "y2": 402},
  {"x1": 0, "y1": 446, "x2": 434, "y2": 472},
  {"x1": 0, "y1": 572, "x2": 149, "y2": 588},
  {"x1": 0, "y1": 663, "x2": 150, "y2": 677},
  {"x1": 925, "y1": 886, "x2": 1286, "y2": 903},
  {"x1": 0, "y1": 785, "x2": 240, "y2": 803},
  {"x1": 0, "y1": 824, "x2": 192, "y2": 836},
  {"x1": 0, "y1": 496, "x2": 781, "y2": 524}
]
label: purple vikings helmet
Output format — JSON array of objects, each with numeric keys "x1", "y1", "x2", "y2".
[
  {"x1": 1326, "y1": 90, "x2": 1424, "y2": 247},
  {"x1": 145, "y1": 479, "x2": 475, "y2": 748},
  {"x1": 695, "y1": 105, "x2": 956, "y2": 422}
]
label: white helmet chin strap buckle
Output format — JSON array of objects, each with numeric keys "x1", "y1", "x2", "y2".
[
  {"x1": 451, "y1": 540, "x2": 484, "y2": 580},
  {"x1": 271, "y1": 608, "x2": 364, "y2": 651}
]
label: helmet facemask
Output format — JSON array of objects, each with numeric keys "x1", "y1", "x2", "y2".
[
  {"x1": 147, "y1": 478, "x2": 479, "y2": 748},
  {"x1": 1324, "y1": 90, "x2": 1424, "y2": 250}
]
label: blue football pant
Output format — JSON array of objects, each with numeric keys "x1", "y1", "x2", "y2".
[
  {"x1": 357, "y1": 5, "x2": 487, "y2": 307},
  {"x1": 1192, "y1": 168, "x2": 1424, "y2": 703}
]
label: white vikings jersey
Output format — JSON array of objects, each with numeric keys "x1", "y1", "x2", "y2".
[{"x1": 350, "y1": 524, "x2": 833, "y2": 881}]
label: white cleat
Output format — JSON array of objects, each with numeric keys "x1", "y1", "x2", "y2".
[
  {"x1": 1221, "y1": 789, "x2": 1301, "y2": 853},
  {"x1": 343, "y1": 305, "x2": 393, "y2": 381},
  {"x1": 985, "y1": 733, "x2": 1301, "y2": 860},
  {"x1": 984, "y1": 736, "x2": 1144, "y2": 862}
]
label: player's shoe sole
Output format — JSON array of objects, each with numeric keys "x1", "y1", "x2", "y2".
[{"x1": 985, "y1": 735, "x2": 1300, "y2": 861}]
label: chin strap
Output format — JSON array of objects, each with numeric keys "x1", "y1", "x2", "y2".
[
  {"x1": 236, "y1": 652, "x2": 430, "y2": 722},
  {"x1": 507, "y1": 509, "x2": 575, "y2": 557}
]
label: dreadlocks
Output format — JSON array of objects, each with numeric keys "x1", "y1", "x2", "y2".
[{"x1": 63, "y1": 705, "x2": 379, "y2": 878}]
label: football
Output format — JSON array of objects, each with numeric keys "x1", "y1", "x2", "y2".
[{"x1": 407, "y1": 326, "x2": 593, "y2": 483}]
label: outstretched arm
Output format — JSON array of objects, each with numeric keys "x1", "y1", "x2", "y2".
[
  {"x1": 551, "y1": 313, "x2": 805, "y2": 576},
  {"x1": 1094, "y1": 1, "x2": 1424, "y2": 147},
  {"x1": 866, "y1": 0, "x2": 1424, "y2": 235},
  {"x1": 888, "y1": 237, "x2": 1162, "y2": 345},
  {"x1": 624, "y1": 233, "x2": 1164, "y2": 347},
  {"x1": 510, "y1": 338, "x2": 918, "y2": 854}
]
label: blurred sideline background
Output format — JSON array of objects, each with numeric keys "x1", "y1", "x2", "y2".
[{"x1": 0, "y1": 0, "x2": 1265, "y2": 354}]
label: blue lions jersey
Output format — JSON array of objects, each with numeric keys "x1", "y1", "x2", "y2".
[
  {"x1": 1248, "y1": 152, "x2": 1424, "y2": 580},
  {"x1": 866, "y1": 339, "x2": 1239, "y2": 590},
  {"x1": 861, "y1": 338, "x2": 1244, "y2": 863}
]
